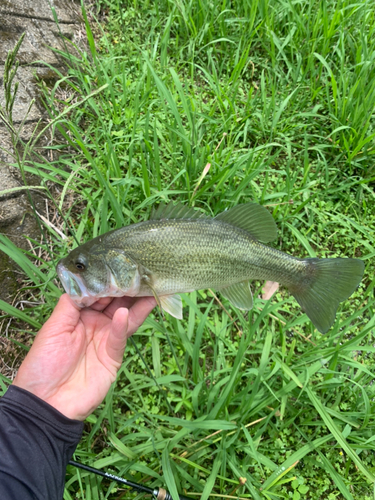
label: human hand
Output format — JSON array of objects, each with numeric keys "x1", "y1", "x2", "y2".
[{"x1": 13, "y1": 294, "x2": 156, "y2": 420}]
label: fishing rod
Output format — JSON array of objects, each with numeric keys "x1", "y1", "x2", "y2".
[{"x1": 69, "y1": 460, "x2": 193, "y2": 500}]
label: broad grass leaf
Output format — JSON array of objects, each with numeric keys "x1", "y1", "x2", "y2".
[
  {"x1": 155, "y1": 415, "x2": 237, "y2": 431},
  {"x1": 162, "y1": 445, "x2": 180, "y2": 500},
  {"x1": 316, "y1": 451, "x2": 354, "y2": 500},
  {"x1": 108, "y1": 433, "x2": 137, "y2": 460},
  {"x1": 262, "y1": 434, "x2": 332, "y2": 491},
  {"x1": 200, "y1": 456, "x2": 221, "y2": 500}
]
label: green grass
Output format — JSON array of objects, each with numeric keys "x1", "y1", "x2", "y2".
[{"x1": 1, "y1": 0, "x2": 375, "y2": 498}]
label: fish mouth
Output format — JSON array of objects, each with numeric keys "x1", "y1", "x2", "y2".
[{"x1": 56, "y1": 261, "x2": 97, "y2": 307}]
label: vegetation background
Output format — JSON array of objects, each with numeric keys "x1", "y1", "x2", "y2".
[{"x1": 0, "y1": 0, "x2": 375, "y2": 498}]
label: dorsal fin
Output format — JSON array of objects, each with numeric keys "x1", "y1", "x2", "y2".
[
  {"x1": 151, "y1": 202, "x2": 207, "y2": 220},
  {"x1": 215, "y1": 203, "x2": 277, "y2": 242}
]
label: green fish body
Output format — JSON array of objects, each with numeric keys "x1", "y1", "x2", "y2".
[{"x1": 57, "y1": 203, "x2": 364, "y2": 333}]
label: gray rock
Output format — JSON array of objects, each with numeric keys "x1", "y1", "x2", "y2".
[
  {"x1": 0, "y1": 0, "x2": 81, "y2": 24},
  {"x1": 0, "y1": 65, "x2": 65, "y2": 123},
  {"x1": 0, "y1": 165, "x2": 46, "y2": 302},
  {"x1": 0, "y1": 66, "x2": 44, "y2": 122},
  {"x1": 0, "y1": 121, "x2": 51, "y2": 303},
  {"x1": 0, "y1": 14, "x2": 78, "y2": 65},
  {"x1": 0, "y1": 0, "x2": 81, "y2": 307}
]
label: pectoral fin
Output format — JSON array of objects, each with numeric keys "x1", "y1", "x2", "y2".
[
  {"x1": 141, "y1": 273, "x2": 183, "y2": 319},
  {"x1": 220, "y1": 281, "x2": 253, "y2": 310},
  {"x1": 160, "y1": 294, "x2": 183, "y2": 319},
  {"x1": 141, "y1": 273, "x2": 164, "y2": 317}
]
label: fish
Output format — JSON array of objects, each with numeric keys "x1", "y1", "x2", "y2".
[{"x1": 56, "y1": 202, "x2": 364, "y2": 333}]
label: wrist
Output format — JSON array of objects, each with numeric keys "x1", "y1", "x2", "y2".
[
  {"x1": 12, "y1": 377, "x2": 87, "y2": 421},
  {"x1": 10, "y1": 383, "x2": 87, "y2": 421}
]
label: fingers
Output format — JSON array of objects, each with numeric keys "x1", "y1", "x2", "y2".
[
  {"x1": 127, "y1": 297, "x2": 156, "y2": 337},
  {"x1": 89, "y1": 297, "x2": 114, "y2": 312},
  {"x1": 101, "y1": 296, "x2": 145, "y2": 319},
  {"x1": 106, "y1": 307, "x2": 129, "y2": 365},
  {"x1": 37, "y1": 294, "x2": 81, "y2": 338},
  {"x1": 84, "y1": 296, "x2": 137, "y2": 315},
  {"x1": 104, "y1": 296, "x2": 155, "y2": 368}
]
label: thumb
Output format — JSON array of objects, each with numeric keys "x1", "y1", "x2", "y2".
[{"x1": 106, "y1": 307, "x2": 129, "y2": 366}]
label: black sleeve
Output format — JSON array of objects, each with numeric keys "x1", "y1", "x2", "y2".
[{"x1": 0, "y1": 385, "x2": 84, "y2": 500}]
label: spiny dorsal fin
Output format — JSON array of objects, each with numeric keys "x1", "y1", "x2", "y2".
[
  {"x1": 215, "y1": 203, "x2": 277, "y2": 243},
  {"x1": 151, "y1": 202, "x2": 207, "y2": 220}
]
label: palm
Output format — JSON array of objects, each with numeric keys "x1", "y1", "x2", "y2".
[{"x1": 14, "y1": 294, "x2": 156, "y2": 420}]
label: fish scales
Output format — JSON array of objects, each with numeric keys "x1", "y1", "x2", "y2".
[
  {"x1": 57, "y1": 202, "x2": 364, "y2": 333},
  {"x1": 104, "y1": 219, "x2": 305, "y2": 295}
]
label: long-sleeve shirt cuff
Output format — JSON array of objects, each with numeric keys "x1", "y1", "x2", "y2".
[{"x1": 0, "y1": 385, "x2": 84, "y2": 499}]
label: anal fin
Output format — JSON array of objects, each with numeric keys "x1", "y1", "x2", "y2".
[{"x1": 220, "y1": 281, "x2": 253, "y2": 310}]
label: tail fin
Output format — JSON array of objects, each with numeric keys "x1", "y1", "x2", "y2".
[{"x1": 289, "y1": 258, "x2": 364, "y2": 333}]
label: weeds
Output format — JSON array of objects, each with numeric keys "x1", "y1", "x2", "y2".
[{"x1": 1, "y1": 0, "x2": 375, "y2": 499}]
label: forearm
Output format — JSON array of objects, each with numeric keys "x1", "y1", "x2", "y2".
[{"x1": 0, "y1": 385, "x2": 84, "y2": 500}]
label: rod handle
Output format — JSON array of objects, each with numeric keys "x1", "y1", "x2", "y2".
[{"x1": 156, "y1": 488, "x2": 194, "y2": 500}]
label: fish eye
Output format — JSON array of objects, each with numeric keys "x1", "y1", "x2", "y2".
[{"x1": 74, "y1": 255, "x2": 87, "y2": 271}]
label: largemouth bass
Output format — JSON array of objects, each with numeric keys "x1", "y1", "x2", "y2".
[{"x1": 57, "y1": 203, "x2": 364, "y2": 333}]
